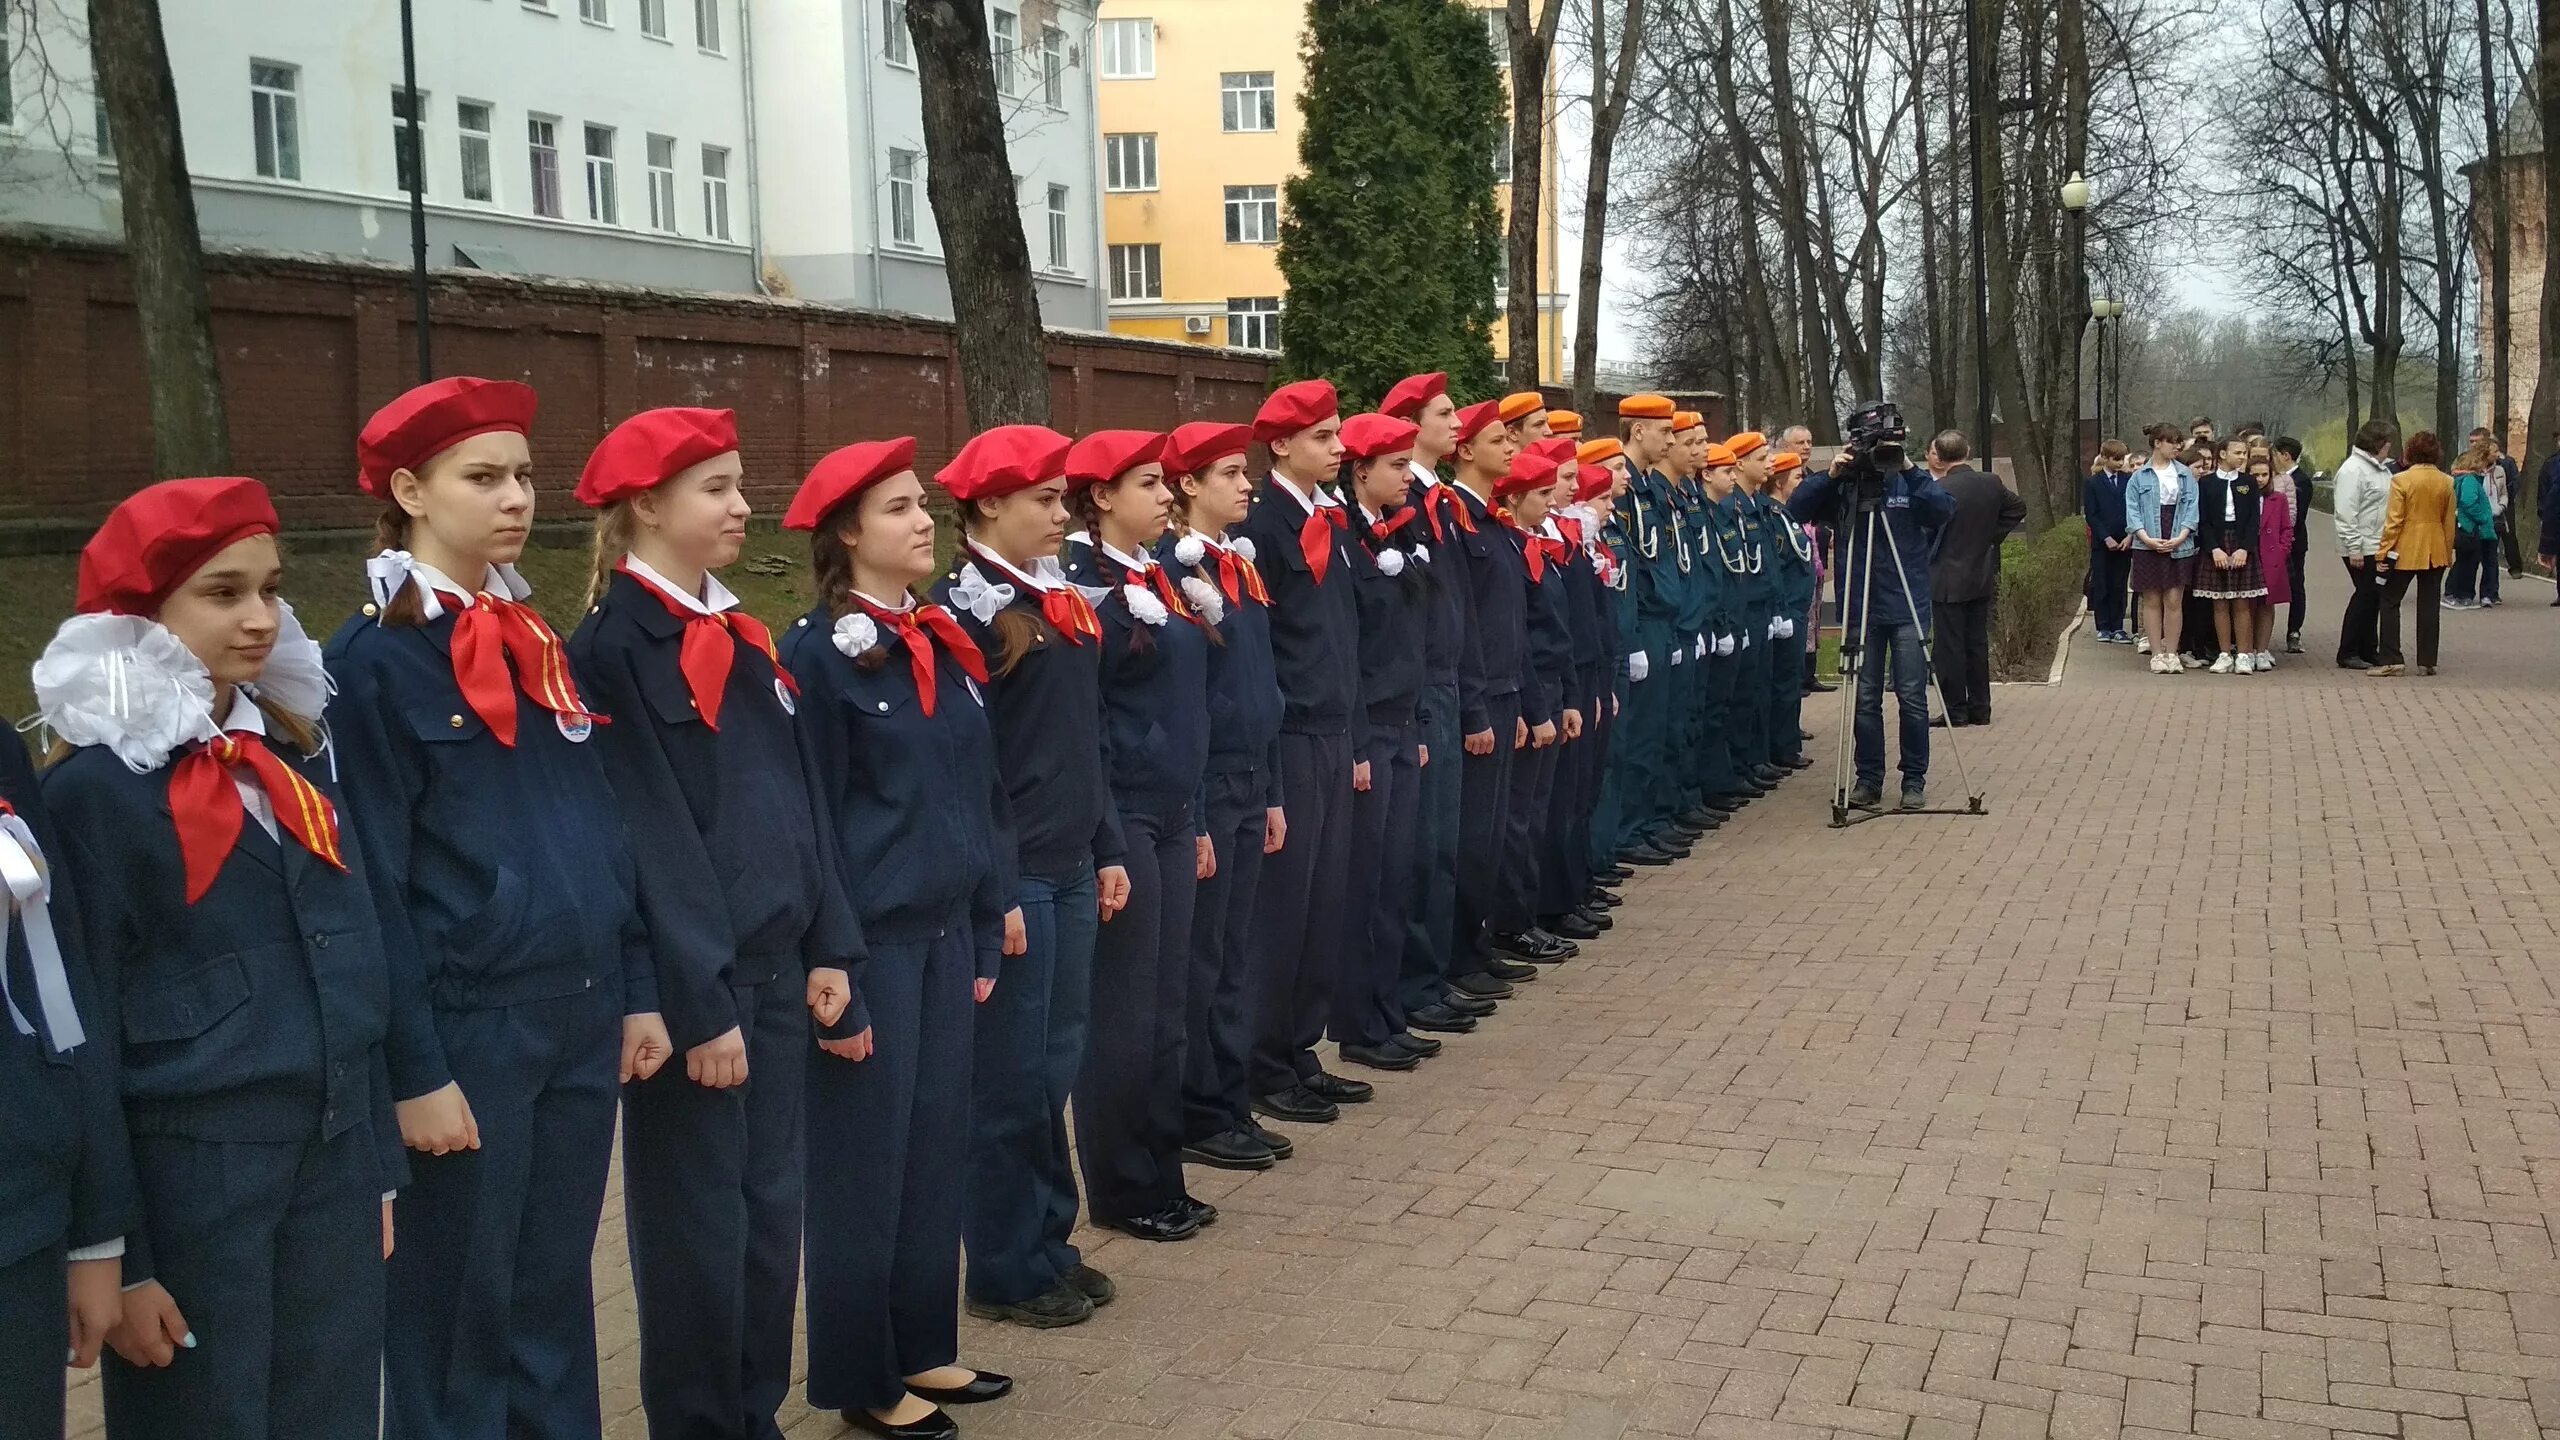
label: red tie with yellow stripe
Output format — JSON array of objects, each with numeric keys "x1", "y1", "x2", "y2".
[{"x1": 168, "y1": 731, "x2": 349, "y2": 903}]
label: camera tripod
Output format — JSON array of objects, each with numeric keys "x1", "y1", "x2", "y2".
[{"x1": 1827, "y1": 485, "x2": 1988, "y2": 828}]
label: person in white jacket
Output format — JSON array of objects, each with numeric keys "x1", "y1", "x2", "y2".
[{"x1": 2331, "y1": 419, "x2": 2398, "y2": 670}]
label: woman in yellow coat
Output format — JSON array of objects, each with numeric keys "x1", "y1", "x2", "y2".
[{"x1": 2371, "y1": 431, "x2": 2458, "y2": 677}]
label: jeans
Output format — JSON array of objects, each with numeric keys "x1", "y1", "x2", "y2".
[
  {"x1": 963, "y1": 863, "x2": 1097, "y2": 1305},
  {"x1": 1931, "y1": 596, "x2": 1993, "y2": 723},
  {"x1": 2449, "y1": 533, "x2": 2501, "y2": 603},
  {"x1": 1852, "y1": 618, "x2": 1928, "y2": 792},
  {"x1": 2377, "y1": 565, "x2": 2444, "y2": 668}
]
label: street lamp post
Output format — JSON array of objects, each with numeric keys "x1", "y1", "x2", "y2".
[
  {"x1": 399, "y1": 0, "x2": 432, "y2": 380},
  {"x1": 2062, "y1": 173, "x2": 2090, "y2": 465}
]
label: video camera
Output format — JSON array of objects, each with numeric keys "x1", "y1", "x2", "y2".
[{"x1": 1827, "y1": 400, "x2": 1909, "y2": 512}]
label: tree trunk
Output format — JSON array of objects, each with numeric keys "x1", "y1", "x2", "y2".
[
  {"x1": 2479, "y1": 0, "x2": 2512, "y2": 455},
  {"x1": 89, "y1": 0, "x2": 228, "y2": 476},
  {"x1": 1710, "y1": 0, "x2": 1796, "y2": 419},
  {"x1": 2526, "y1": 0, "x2": 2560, "y2": 502},
  {"x1": 1569, "y1": 0, "x2": 1644, "y2": 417},
  {"x1": 1503, "y1": 0, "x2": 1564, "y2": 389},
  {"x1": 908, "y1": 0, "x2": 1050, "y2": 427},
  {"x1": 1757, "y1": 0, "x2": 1838, "y2": 440}
]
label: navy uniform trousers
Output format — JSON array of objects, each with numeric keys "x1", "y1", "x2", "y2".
[
  {"x1": 964, "y1": 860, "x2": 1096, "y2": 1307},
  {"x1": 1246, "y1": 733, "x2": 1354, "y2": 1097},
  {"x1": 1448, "y1": 693, "x2": 1522, "y2": 982},
  {"x1": 1542, "y1": 667, "x2": 1610, "y2": 916},
  {"x1": 1335, "y1": 724, "x2": 1421, "y2": 1048},
  {"x1": 1183, "y1": 771, "x2": 1268, "y2": 1143},
  {"x1": 622, "y1": 972, "x2": 809, "y2": 1440},
  {"x1": 1494, "y1": 736, "x2": 1561, "y2": 937},
  {"x1": 1075, "y1": 805, "x2": 1196, "y2": 1224},
  {"x1": 0, "y1": 1241, "x2": 67, "y2": 1439},
  {"x1": 805, "y1": 922, "x2": 974, "y2": 1414},
  {"x1": 389, "y1": 982, "x2": 622, "y2": 1440},
  {"x1": 1395, "y1": 685, "x2": 1464, "y2": 1019},
  {"x1": 108, "y1": 1122, "x2": 384, "y2": 1440}
]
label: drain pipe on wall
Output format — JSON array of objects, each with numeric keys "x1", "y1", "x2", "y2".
[
  {"x1": 738, "y1": 0, "x2": 772, "y2": 295},
  {"x1": 853, "y1": 0, "x2": 885, "y2": 308}
]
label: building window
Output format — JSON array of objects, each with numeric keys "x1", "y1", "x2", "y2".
[
  {"x1": 640, "y1": 0, "x2": 666, "y2": 36},
  {"x1": 1046, "y1": 184, "x2": 1070, "y2": 270},
  {"x1": 1108, "y1": 243, "x2": 1160, "y2": 300},
  {"x1": 701, "y1": 143, "x2": 732, "y2": 238},
  {"x1": 1483, "y1": 6, "x2": 1509, "y2": 64},
  {"x1": 1227, "y1": 297, "x2": 1280, "y2": 352},
  {"x1": 1223, "y1": 184, "x2": 1277, "y2": 244},
  {"x1": 250, "y1": 61, "x2": 301, "y2": 181},
  {"x1": 1220, "y1": 72, "x2": 1275, "y2": 133},
  {"x1": 694, "y1": 0, "x2": 722, "y2": 51},
  {"x1": 882, "y1": 0, "x2": 910, "y2": 64},
  {"x1": 457, "y1": 101, "x2": 494, "y2": 201},
  {"x1": 1104, "y1": 132, "x2": 1155, "y2": 192},
  {"x1": 579, "y1": 0, "x2": 609, "y2": 22},
  {"x1": 391, "y1": 87, "x2": 427, "y2": 193},
  {"x1": 646, "y1": 133, "x2": 678, "y2": 231},
  {"x1": 94, "y1": 96, "x2": 114, "y2": 162},
  {"x1": 1100, "y1": 17, "x2": 1152, "y2": 77},
  {"x1": 584, "y1": 122, "x2": 618, "y2": 223},
  {"x1": 991, "y1": 9, "x2": 1019, "y2": 97},
  {"x1": 528, "y1": 115, "x2": 562, "y2": 215},
  {"x1": 1040, "y1": 25, "x2": 1065, "y2": 106},
  {"x1": 887, "y1": 147, "x2": 919, "y2": 246}
]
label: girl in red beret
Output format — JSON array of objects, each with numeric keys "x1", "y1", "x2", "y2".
[
  {"x1": 928, "y1": 426, "x2": 1128, "y2": 1331},
  {"x1": 32, "y1": 477, "x2": 401, "y2": 1439},
  {"x1": 1156, "y1": 422, "x2": 1292, "y2": 1172},
  {"x1": 564, "y1": 408, "x2": 866, "y2": 1440},
  {"x1": 783, "y1": 438, "x2": 1019, "y2": 1440},
  {"x1": 325, "y1": 377, "x2": 673, "y2": 1440},
  {"x1": 1059, "y1": 430, "x2": 1221, "y2": 1245}
]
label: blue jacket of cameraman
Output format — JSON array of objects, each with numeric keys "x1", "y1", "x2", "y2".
[{"x1": 1788, "y1": 462, "x2": 1955, "y2": 631}]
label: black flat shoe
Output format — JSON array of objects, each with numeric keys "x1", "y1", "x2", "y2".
[
  {"x1": 909, "y1": 1370, "x2": 1014, "y2": 1405},
  {"x1": 1546, "y1": 913, "x2": 1601, "y2": 941},
  {"x1": 1440, "y1": 987, "x2": 1499, "y2": 1015},
  {"x1": 1065, "y1": 1263, "x2": 1116, "y2": 1306},
  {"x1": 1388, "y1": 1031, "x2": 1442, "y2": 1057},
  {"x1": 1182, "y1": 1130, "x2": 1275, "y2": 1171},
  {"x1": 966, "y1": 1284, "x2": 1094, "y2": 1329},
  {"x1": 1570, "y1": 906, "x2": 1613, "y2": 932},
  {"x1": 845, "y1": 1407, "x2": 958, "y2": 1440},
  {"x1": 1448, "y1": 971, "x2": 1513, "y2": 999},
  {"x1": 1251, "y1": 1085, "x2": 1339, "y2": 1124},
  {"x1": 1524, "y1": 928, "x2": 1579, "y2": 959},
  {"x1": 1786, "y1": 756, "x2": 1814, "y2": 770},
  {"x1": 1338, "y1": 1041, "x2": 1421, "y2": 1072},
  {"x1": 1622, "y1": 843, "x2": 1676, "y2": 866},
  {"x1": 1177, "y1": 1195, "x2": 1219, "y2": 1228},
  {"x1": 1484, "y1": 954, "x2": 1541, "y2": 979},
  {"x1": 1586, "y1": 889, "x2": 1625, "y2": 909},
  {"x1": 1099, "y1": 1207, "x2": 1199, "y2": 1242},
  {"x1": 1406, "y1": 1004, "x2": 1478, "y2": 1034},
  {"x1": 1302, "y1": 1070, "x2": 1374, "y2": 1104},
  {"x1": 1246, "y1": 1120, "x2": 1294, "y2": 1158},
  {"x1": 1596, "y1": 863, "x2": 1636, "y2": 882}
]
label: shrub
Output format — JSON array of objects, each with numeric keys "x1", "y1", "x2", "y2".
[{"x1": 1990, "y1": 522, "x2": 2090, "y2": 680}]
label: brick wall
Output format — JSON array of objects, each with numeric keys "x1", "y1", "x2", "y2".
[{"x1": 0, "y1": 229, "x2": 1275, "y2": 538}]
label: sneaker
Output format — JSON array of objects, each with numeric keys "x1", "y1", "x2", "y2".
[
  {"x1": 2234, "y1": 653, "x2": 2255, "y2": 674},
  {"x1": 967, "y1": 1281, "x2": 1097, "y2": 1329},
  {"x1": 2209, "y1": 652, "x2": 2234, "y2": 674},
  {"x1": 2364, "y1": 663, "x2": 2404, "y2": 677},
  {"x1": 2255, "y1": 651, "x2": 2275, "y2": 671},
  {"x1": 2149, "y1": 654, "x2": 2171, "y2": 675},
  {"x1": 1847, "y1": 784, "x2": 1882, "y2": 810},
  {"x1": 1899, "y1": 783, "x2": 1925, "y2": 810},
  {"x1": 2285, "y1": 635, "x2": 2303, "y2": 653},
  {"x1": 2135, "y1": 636, "x2": 2152, "y2": 654}
]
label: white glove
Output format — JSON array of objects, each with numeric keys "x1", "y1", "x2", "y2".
[
  {"x1": 1715, "y1": 634, "x2": 1735, "y2": 656},
  {"x1": 1779, "y1": 618, "x2": 1797, "y2": 640},
  {"x1": 1766, "y1": 616, "x2": 1782, "y2": 640},
  {"x1": 1628, "y1": 650, "x2": 1650, "y2": 682},
  {"x1": 1693, "y1": 634, "x2": 1707, "y2": 660},
  {"x1": 1668, "y1": 646, "x2": 1684, "y2": 666}
]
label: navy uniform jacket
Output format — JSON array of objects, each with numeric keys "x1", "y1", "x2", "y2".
[
  {"x1": 932, "y1": 554, "x2": 1125, "y2": 886},
  {"x1": 329, "y1": 610, "x2": 656, "y2": 1101},
  {"x1": 1404, "y1": 473, "x2": 1469, "y2": 694},
  {"x1": 1233, "y1": 481, "x2": 1364, "y2": 743},
  {"x1": 1788, "y1": 464, "x2": 1956, "y2": 630},
  {"x1": 42, "y1": 727, "x2": 406, "y2": 1282},
  {"x1": 568, "y1": 572, "x2": 872, "y2": 1050},
  {"x1": 1068, "y1": 549, "x2": 1214, "y2": 817},
  {"x1": 1157, "y1": 534, "x2": 1284, "y2": 807},
  {"x1": 780, "y1": 604, "x2": 1014, "y2": 988},
  {"x1": 1350, "y1": 507, "x2": 1427, "y2": 730},
  {"x1": 1593, "y1": 512, "x2": 1636, "y2": 670},
  {"x1": 1519, "y1": 528, "x2": 1576, "y2": 722},
  {"x1": 1450, "y1": 481, "x2": 1544, "y2": 727},
  {"x1": 2083, "y1": 468, "x2": 2130, "y2": 543},
  {"x1": 0, "y1": 735, "x2": 134, "y2": 1271},
  {"x1": 1553, "y1": 522, "x2": 1606, "y2": 702}
]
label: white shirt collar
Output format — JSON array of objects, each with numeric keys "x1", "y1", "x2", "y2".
[
  {"x1": 1099, "y1": 540, "x2": 1156, "y2": 574},
  {"x1": 1409, "y1": 459, "x2": 1442, "y2": 490},
  {"x1": 369, "y1": 552, "x2": 533, "y2": 622},
  {"x1": 621, "y1": 554, "x2": 739, "y2": 616},
  {"x1": 852, "y1": 589, "x2": 917, "y2": 615},
  {"x1": 1271, "y1": 475, "x2": 1325, "y2": 516},
  {"x1": 218, "y1": 688, "x2": 267, "y2": 738},
  {"x1": 215, "y1": 690, "x2": 279, "y2": 840},
  {"x1": 965, "y1": 539, "x2": 1062, "y2": 594}
]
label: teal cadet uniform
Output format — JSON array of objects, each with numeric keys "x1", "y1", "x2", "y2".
[
  {"x1": 1719, "y1": 487, "x2": 1772, "y2": 774},
  {"x1": 1699, "y1": 490, "x2": 1749, "y2": 803},
  {"x1": 1615, "y1": 468, "x2": 1682, "y2": 848},
  {"x1": 1666, "y1": 473, "x2": 1715, "y2": 809},
  {"x1": 1588, "y1": 509, "x2": 1640, "y2": 865},
  {"x1": 1762, "y1": 492, "x2": 1816, "y2": 767}
]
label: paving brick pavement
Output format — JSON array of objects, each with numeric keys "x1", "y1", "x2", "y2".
[{"x1": 63, "y1": 531, "x2": 2560, "y2": 1440}]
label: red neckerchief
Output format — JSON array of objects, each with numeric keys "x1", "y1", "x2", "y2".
[
  {"x1": 1114, "y1": 556, "x2": 1208, "y2": 628},
  {"x1": 1370, "y1": 506, "x2": 1419, "y2": 544},
  {"x1": 438, "y1": 588, "x2": 605, "y2": 747},
  {"x1": 168, "y1": 731, "x2": 349, "y2": 903},
  {"x1": 617, "y1": 560, "x2": 792, "y2": 730},
  {"x1": 967, "y1": 542, "x2": 1100, "y2": 645},
  {"x1": 1298, "y1": 503, "x2": 1350, "y2": 584},
  {"x1": 1499, "y1": 515, "x2": 1547, "y2": 582},
  {"x1": 1426, "y1": 483, "x2": 1476, "y2": 540},
  {"x1": 852, "y1": 596, "x2": 989, "y2": 717},
  {"x1": 1554, "y1": 514, "x2": 1585, "y2": 548},
  {"x1": 1199, "y1": 537, "x2": 1272, "y2": 607}
]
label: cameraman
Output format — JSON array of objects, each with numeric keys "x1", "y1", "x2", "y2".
[{"x1": 1787, "y1": 407, "x2": 1956, "y2": 810}]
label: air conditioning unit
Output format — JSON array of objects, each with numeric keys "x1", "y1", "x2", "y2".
[{"x1": 1184, "y1": 315, "x2": 1213, "y2": 336}]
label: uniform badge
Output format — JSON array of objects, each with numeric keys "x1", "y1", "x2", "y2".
[
  {"x1": 776, "y1": 677, "x2": 797, "y2": 715},
  {"x1": 557, "y1": 712, "x2": 595, "y2": 743}
]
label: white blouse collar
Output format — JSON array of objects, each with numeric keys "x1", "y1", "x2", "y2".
[{"x1": 621, "y1": 553, "x2": 740, "y2": 616}]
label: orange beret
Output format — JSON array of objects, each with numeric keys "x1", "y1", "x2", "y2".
[
  {"x1": 1770, "y1": 451, "x2": 1803, "y2": 475},
  {"x1": 1702, "y1": 443, "x2": 1738, "y2": 468},
  {"x1": 1617, "y1": 394, "x2": 1675, "y2": 419},
  {"x1": 1575, "y1": 438, "x2": 1623, "y2": 467},
  {"x1": 77, "y1": 477, "x2": 280, "y2": 616},
  {"x1": 1672, "y1": 411, "x2": 1705, "y2": 433},
  {"x1": 1725, "y1": 431, "x2": 1769, "y2": 457},
  {"x1": 1544, "y1": 411, "x2": 1583, "y2": 438},
  {"x1": 1498, "y1": 391, "x2": 1545, "y2": 423}
]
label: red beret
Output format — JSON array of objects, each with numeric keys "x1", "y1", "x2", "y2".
[
  {"x1": 783, "y1": 437, "x2": 919, "y2": 531},
  {"x1": 1527, "y1": 437, "x2": 1578, "y2": 466},
  {"x1": 1252, "y1": 379, "x2": 1339, "y2": 442},
  {"x1": 575, "y1": 407, "x2": 740, "y2": 508},
  {"x1": 1163, "y1": 421, "x2": 1252, "y2": 476},
  {"x1": 934, "y1": 424, "x2": 1073, "y2": 502},
  {"x1": 358, "y1": 376, "x2": 538, "y2": 498},
  {"x1": 1379, "y1": 372, "x2": 1448, "y2": 421},
  {"x1": 1452, "y1": 400, "x2": 1505, "y2": 449},
  {"x1": 1064, "y1": 429, "x2": 1167, "y2": 489},
  {"x1": 1495, "y1": 451, "x2": 1561, "y2": 500},
  {"x1": 1339, "y1": 412, "x2": 1420, "y2": 462},
  {"x1": 77, "y1": 477, "x2": 281, "y2": 616}
]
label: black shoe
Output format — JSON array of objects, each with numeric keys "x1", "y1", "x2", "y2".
[
  {"x1": 1967, "y1": 713, "x2": 1991, "y2": 727},
  {"x1": 1440, "y1": 992, "x2": 1499, "y2": 1020},
  {"x1": 845, "y1": 1406, "x2": 958, "y2": 1440},
  {"x1": 1929, "y1": 715, "x2": 1953, "y2": 728},
  {"x1": 1251, "y1": 1085, "x2": 1339, "y2": 1124},
  {"x1": 1547, "y1": 912, "x2": 1602, "y2": 940},
  {"x1": 1650, "y1": 838, "x2": 1695, "y2": 859},
  {"x1": 1596, "y1": 862, "x2": 1635, "y2": 882},
  {"x1": 1622, "y1": 843, "x2": 1676, "y2": 866},
  {"x1": 910, "y1": 1370, "x2": 1015, "y2": 1405},
  {"x1": 1246, "y1": 1121, "x2": 1294, "y2": 1158},
  {"x1": 1900, "y1": 784, "x2": 1926, "y2": 811},
  {"x1": 1569, "y1": 906, "x2": 1613, "y2": 932},
  {"x1": 967, "y1": 1284, "x2": 1095, "y2": 1329},
  {"x1": 1388, "y1": 1031, "x2": 1442, "y2": 1058},
  {"x1": 1406, "y1": 1003, "x2": 1479, "y2": 1034},
  {"x1": 1182, "y1": 1130, "x2": 1276, "y2": 1171},
  {"x1": 1303, "y1": 1070, "x2": 1374, "y2": 1104},
  {"x1": 1065, "y1": 1263, "x2": 1116, "y2": 1307},
  {"x1": 1752, "y1": 765, "x2": 1786, "y2": 785},
  {"x1": 1804, "y1": 679, "x2": 1839, "y2": 693},
  {"x1": 1485, "y1": 956, "x2": 1541, "y2": 981},
  {"x1": 1338, "y1": 1041, "x2": 1421, "y2": 1072},
  {"x1": 1100, "y1": 1207, "x2": 1200, "y2": 1242},
  {"x1": 1177, "y1": 1195, "x2": 1219, "y2": 1228},
  {"x1": 1586, "y1": 889, "x2": 1625, "y2": 909},
  {"x1": 1848, "y1": 784, "x2": 1882, "y2": 809},
  {"x1": 1661, "y1": 822, "x2": 1706, "y2": 842},
  {"x1": 1526, "y1": 927, "x2": 1580, "y2": 958},
  {"x1": 2337, "y1": 656, "x2": 2372, "y2": 671}
]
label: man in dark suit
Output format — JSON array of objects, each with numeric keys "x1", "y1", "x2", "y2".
[{"x1": 1926, "y1": 431, "x2": 2027, "y2": 727}]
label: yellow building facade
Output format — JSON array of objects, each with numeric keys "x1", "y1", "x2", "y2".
[{"x1": 1093, "y1": 0, "x2": 1563, "y2": 381}]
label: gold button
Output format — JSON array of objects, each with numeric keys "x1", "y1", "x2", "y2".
[
  {"x1": 449, "y1": 715, "x2": 465, "y2": 729},
  {"x1": 362, "y1": 603, "x2": 379, "y2": 617},
  {"x1": 688, "y1": 698, "x2": 697, "y2": 708}
]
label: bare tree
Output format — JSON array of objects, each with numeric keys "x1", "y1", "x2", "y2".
[
  {"x1": 1501, "y1": 0, "x2": 1566, "y2": 388},
  {"x1": 2527, "y1": 0, "x2": 2560, "y2": 490},
  {"x1": 1569, "y1": 0, "x2": 1645, "y2": 416}
]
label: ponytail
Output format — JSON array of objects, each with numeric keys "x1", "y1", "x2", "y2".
[
  {"x1": 370, "y1": 504, "x2": 428, "y2": 628},
  {"x1": 583, "y1": 502, "x2": 637, "y2": 609}
]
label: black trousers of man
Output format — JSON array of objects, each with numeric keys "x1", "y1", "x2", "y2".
[
  {"x1": 2336, "y1": 558, "x2": 2384, "y2": 666},
  {"x1": 1932, "y1": 597, "x2": 1993, "y2": 724}
]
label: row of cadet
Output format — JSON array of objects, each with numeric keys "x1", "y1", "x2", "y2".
[{"x1": 1, "y1": 372, "x2": 1834, "y2": 1440}]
